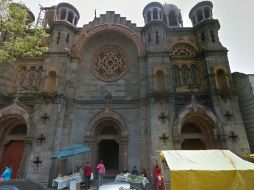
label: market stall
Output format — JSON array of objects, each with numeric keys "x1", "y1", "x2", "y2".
[
  {"x1": 52, "y1": 172, "x2": 84, "y2": 190},
  {"x1": 115, "y1": 173, "x2": 149, "y2": 189},
  {"x1": 160, "y1": 150, "x2": 254, "y2": 190},
  {"x1": 51, "y1": 144, "x2": 90, "y2": 190}
]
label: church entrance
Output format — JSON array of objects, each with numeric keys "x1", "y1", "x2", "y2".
[
  {"x1": 180, "y1": 114, "x2": 216, "y2": 150},
  {"x1": 0, "y1": 122, "x2": 27, "y2": 179},
  {"x1": 98, "y1": 139, "x2": 119, "y2": 170},
  {"x1": 89, "y1": 115, "x2": 128, "y2": 174}
]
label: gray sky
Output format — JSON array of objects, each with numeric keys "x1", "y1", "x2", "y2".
[{"x1": 20, "y1": 0, "x2": 254, "y2": 74}]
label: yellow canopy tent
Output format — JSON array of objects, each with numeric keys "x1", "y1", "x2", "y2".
[{"x1": 160, "y1": 150, "x2": 254, "y2": 190}]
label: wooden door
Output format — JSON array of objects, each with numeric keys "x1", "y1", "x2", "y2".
[{"x1": 0, "y1": 140, "x2": 25, "y2": 179}]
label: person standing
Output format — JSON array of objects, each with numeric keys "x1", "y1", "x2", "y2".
[
  {"x1": 1, "y1": 166, "x2": 12, "y2": 181},
  {"x1": 83, "y1": 161, "x2": 92, "y2": 190},
  {"x1": 131, "y1": 166, "x2": 139, "y2": 176},
  {"x1": 156, "y1": 169, "x2": 165, "y2": 190},
  {"x1": 97, "y1": 160, "x2": 105, "y2": 186}
]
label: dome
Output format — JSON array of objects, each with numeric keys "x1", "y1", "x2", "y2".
[
  {"x1": 163, "y1": 3, "x2": 183, "y2": 27},
  {"x1": 143, "y1": 2, "x2": 163, "y2": 24},
  {"x1": 56, "y1": 2, "x2": 80, "y2": 26},
  {"x1": 189, "y1": 1, "x2": 213, "y2": 26}
]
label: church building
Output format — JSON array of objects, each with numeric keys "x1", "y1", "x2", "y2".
[{"x1": 0, "y1": 1, "x2": 251, "y2": 183}]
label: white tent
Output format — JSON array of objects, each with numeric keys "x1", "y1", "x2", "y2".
[{"x1": 160, "y1": 150, "x2": 254, "y2": 190}]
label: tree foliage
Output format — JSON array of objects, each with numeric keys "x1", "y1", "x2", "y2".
[{"x1": 0, "y1": 0, "x2": 48, "y2": 63}]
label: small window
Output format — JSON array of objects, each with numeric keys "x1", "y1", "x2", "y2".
[
  {"x1": 60, "y1": 9, "x2": 66, "y2": 20},
  {"x1": 204, "y1": 7, "x2": 210, "y2": 19},
  {"x1": 216, "y1": 69, "x2": 228, "y2": 90},
  {"x1": 155, "y1": 70, "x2": 166, "y2": 92},
  {"x1": 168, "y1": 11, "x2": 177, "y2": 26},
  {"x1": 147, "y1": 11, "x2": 151, "y2": 22},
  {"x1": 57, "y1": 32, "x2": 61, "y2": 45},
  {"x1": 67, "y1": 11, "x2": 74, "y2": 23},
  {"x1": 153, "y1": 9, "x2": 158, "y2": 19},
  {"x1": 190, "y1": 64, "x2": 199, "y2": 87},
  {"x1": 197, "y1": 9, "x2": 203, "y2": 22},
  {"x1": 45, "y1": 71, "x2": 57, "y2": 92},
  {"x1": 210, "y1": 30, "x2": 215, "y2": 43},
  {"x1": 181, "y1": 65, "x2": 189, "y2": 86},
  {"x1": 172, "y1": 65, "x2": 181, "y2": 87},
  {"x1": 201, "y1": 32, "x2": 205, "y2": 42}
]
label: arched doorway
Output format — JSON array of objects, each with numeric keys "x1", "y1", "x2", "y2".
[
  {"x1": 0, "y1": 116, "x2": 27, "y2": 179},
  {"x1": 98, "y1": 139, "x2": 119, "y2": 170},
  {"x1": 181, "y1": 123, "x2": 206, "y2": 150},
  {"x1": 180, "y1": 114, "x2": 216, "y2": 150},
  {"x1": 89, "y1": 117, "x2": 128, "y2": 174}
]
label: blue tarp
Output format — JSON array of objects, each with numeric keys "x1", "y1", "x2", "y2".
[{"x1": 51, "y1": 144, "x2": 90, "y2": 160}]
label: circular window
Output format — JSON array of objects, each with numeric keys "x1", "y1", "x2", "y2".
[{"x1": 91, "y1": 45, "x2": 128, "y2": 81}]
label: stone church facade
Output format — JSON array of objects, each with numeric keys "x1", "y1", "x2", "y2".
[{"x1": 0, "y1": 1, "x2": 251, "y2": 183}]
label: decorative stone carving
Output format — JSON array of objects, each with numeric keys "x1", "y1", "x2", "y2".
[
  {"x1": 91, "y1": 45, "x2": 128, "y2": 81},
  {"x1": 170, "y1": 43, "x2": 197, "y2": 57}
]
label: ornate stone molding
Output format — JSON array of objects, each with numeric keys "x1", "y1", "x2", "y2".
[{"x1": 72, "y1": 23, "x2": 145, "y2": 58}]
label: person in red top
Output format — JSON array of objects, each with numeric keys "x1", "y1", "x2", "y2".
[
  {"x1": 153, "y1": 164, "x2": 160, "y2": 189},
  {"x1": 83, "y1": 161, "x2": 92, "y2": 190},
  {"x1": 156, "y1": 169, "x2": 165, "y2": 190}
]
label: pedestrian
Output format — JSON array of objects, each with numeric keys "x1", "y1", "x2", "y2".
[
  {"x1": 83, "y1": 161, "x2": 92, "y2": 190},
  {"x1": 156, "y1": 169, "x2": 165, "y2": 190},
  {"x1": 97, "y1": 160, "x2": 105, "y2": 186},
  {"x1": 153, "y1": 164, "x2": 159, "y2": 189},
  {"x1": 131, "y1": 166, "x2": 139, "y2": 176},
  {"x1": 1, "y1": 166, "x2": 12, "y2": 181}
]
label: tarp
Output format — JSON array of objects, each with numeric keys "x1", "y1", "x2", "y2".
[
  {"x1": 51, "y1": 144, "x2": 90, "y2": 160},
  {"x1": 160, "y1": 150, "x2": 254, "y2": 190}
]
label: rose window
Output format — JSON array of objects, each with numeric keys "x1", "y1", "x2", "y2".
[{"x1": 91, "y1": 45, "x2": 128, "y2": 81}]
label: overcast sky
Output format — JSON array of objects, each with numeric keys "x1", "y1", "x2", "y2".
[{"x1": 20, "y1": 0, "x2": 254, "y2": 74}]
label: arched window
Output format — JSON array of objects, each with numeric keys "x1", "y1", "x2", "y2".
[
  {"x1": 147, "y1": 11, "x2": 151, "y2": 22},
  {"x1": 181, "y1": 65, "x2": 189, "y2": 86},
  {"x1": 67, "y1": 11, "x2": 74, "y2": 23},
  {"x1": 16, "y1": 66, "x2": 27, "y2": 89},
  {"x1": 60, "y1": 9, "x2": 66, "y2": 20},
  {"x1": 172, "y1": 65, "x2": 180, "y2": 87},
  {"x1": 197, "y1": 9, "x2": 203, "y2": 22},
  {"x1": 155, "y1": 70, "x2": 166, "y2": 92},
  {"x1": 168, "y1": 11, "x2": 177, "y2": 26},
  {"x1": 216, "y1": 69, "x2": 228, "y2": 90},
  {"x1": 45, "y1": 71, "x2": 57, "y2": 92},
  {"x1": 36, "y1": 66, "x2": 43, "y2": 89},
  {"x1": 204, "y1": 7, "x2": 210, "y2": 18},
  {"x1": 27, "y1": 66, "x2": 37, "y2": 89},
  {"x1": 190, "y1": 64, "x2": 199, "y2": 87},
  {"x1": 153, "y1": 9, "x2": 158, "y2": 19}
]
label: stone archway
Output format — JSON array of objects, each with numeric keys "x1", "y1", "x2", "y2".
[
  {"x1": 180, "y1": 114, "x2": 216, "y2": 150},
  {"x1": 0, "y1": 115, "x2": 28, "y2": 179},
  {"x1": 0, "y1": 103, "x2": 32, "y2": 178},
  {"x1": 85, "y1": 109, "x2": 128, "y2": 174},
  {"x1": 173, "y1": 98, "x2": 225, "y2": 149}
]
